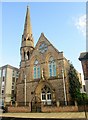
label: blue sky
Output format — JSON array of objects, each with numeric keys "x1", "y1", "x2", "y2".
[{"x1": 1, "y1": 2, "x2": 86, "y2": 80}]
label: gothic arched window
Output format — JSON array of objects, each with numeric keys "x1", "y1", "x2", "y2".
[
  {"x1": 27, "y1": 51, "x2": 30, "y2": 60},
  {"x1": 49, "y1": 57, "x2": 56, "y2": 77},
  {"x1": 27, "y1": 37, "x2": 30, "y2": 41},
  {"x1": 33, "y1": 60, "x2": 40, "y2": 79},
  {"x1": 41, "y1": 85, "x2": 51, "y2": 105},
  {"x1": 24, "y1": 38, "x2": 26, "y2": 41},
  {"x1": 24, "y1": 52, "x2": 25, "y2": 60}
]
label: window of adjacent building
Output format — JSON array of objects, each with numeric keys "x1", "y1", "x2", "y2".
[
  {"x1": 49, "y1": 57, "x2": 56, "y2": 77},
  {"x1": 2, "y1": 77, "x2": 5, "y2": 90},
  {"x1": 41, "y1": 85, "x2": 51, "y2": 105},
  {"x1": 12, "y1": 70, "x2": 15, "y2": 77},
  {"x1": 12, "y1": 90, "x2": 14, "y2": 95},
  {"x1": 12, "y1": 86, "x2": 14, "y2": 90},
  {"x1": 12, "y1": 77, "x2": 15, "y2": 83},
  {"x1": 2, "y1": 82, "x2": 5, "y2": 90},
  {"x1": 2, "y1": 77, "x2": 5, "y2": 81},
  {"x1": 16, "y1": 71, "x2": 19, "y2": 78},
  {"x1": 2, "y1": 90, "x2": 4, "y2": 94},
  {"x1": 0, "y1": 69, "x2": 1, "y2": 78},
  {"x1": 16, "y1": 78, "x2": 18, "y2": 82},
  {"x1": 12, "y1": 82, "x2": 14, "y2": 86},
  {"x1": 12, "y1": 77, "x2": 15, "y2": 90},
  {"x1": 33, "y1": 60, "x2": 40, "y2": 79}
]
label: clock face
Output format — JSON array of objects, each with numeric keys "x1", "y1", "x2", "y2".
[{"x1": 39, "y1": 43, "x2": 48, "y2": 53}]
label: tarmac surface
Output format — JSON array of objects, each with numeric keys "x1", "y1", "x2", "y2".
[{"x1": 0, "y1": 112, "x2": 87, "y2": 119}]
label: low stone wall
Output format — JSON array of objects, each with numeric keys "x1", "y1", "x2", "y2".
[
  {"x1": 8, "y1": 106, "x2": 31, "y2": 113},
  {"x1": 42, "y1": 106, "x2": 78, "y2": 112},
  {"x1": 7, "y1": 105, "x2": 88, "y2": 113}
]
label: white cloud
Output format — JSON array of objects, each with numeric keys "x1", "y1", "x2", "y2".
[{"x1": 75, "y1": 14, "x2": 86, "y2": 37}]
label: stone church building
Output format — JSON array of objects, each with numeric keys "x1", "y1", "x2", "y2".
[{"x1": 16, "y1": 7, "x2": 82, "y2": 110}]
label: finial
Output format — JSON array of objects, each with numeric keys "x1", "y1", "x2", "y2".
[
  {"x1": 41, "y1": 32, "x2": 44, "y2": 36},
  {"x1": 27, "y1": 6, "x2": 29, "y2": 9}
]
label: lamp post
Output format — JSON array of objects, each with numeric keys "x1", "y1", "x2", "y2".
[
  {"x1": 62, "y1": 69, "x2": 67, "y2": 106},
  {"x1": 24, "y1": 56, "x2": 27, "y2": 106},
  {"x1": 24, "y1": 74, "x2": 26, "y2": 106}
]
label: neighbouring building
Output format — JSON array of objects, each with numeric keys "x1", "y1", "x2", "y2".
[
  {"x1": 0, "y1": 64, "x2": 19, "y2": 104},
  {"x1": 16, "y1": 7, "x2": 82, "y2": 111},
  {"x1": 79, "y1": 52, "x2": 88, "y2": 95}
]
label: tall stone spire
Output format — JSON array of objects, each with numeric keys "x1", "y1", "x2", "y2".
[
  {"x1": 21, "y1": 6, "x2": 34, "y2": 62},
  {"x1": 22, "y1": 6, "x2": 34, "y2": 48},
  {"x1": 23, "y1": 6, "x2": 32, "y2": 36}
]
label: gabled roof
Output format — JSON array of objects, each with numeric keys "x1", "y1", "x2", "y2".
[
  {"x1": 0, "y1": 64, "x2": 19, "y2": 70},
  {"x1": 35, "y1": 32, "x2": 63, "y2": 54}
]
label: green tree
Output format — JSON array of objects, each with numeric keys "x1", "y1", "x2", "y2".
[{"x1": 68, "y1": 63, "x2": 81, "y2": 101}]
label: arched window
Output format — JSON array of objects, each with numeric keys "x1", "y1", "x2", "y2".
[
  {"x1": 41, "y1": 85, "x2": 51, "y2": 105},
  {"x1": 33, "y1": 60, "x2": 40, "y2": 79},
  {"x1": 49, "y1": 57, "x2": 56, "y2": 77},
  {"x1": 27, "y1": 37, "x2": 30, "y2": 41},
  {"x1": 24, "y1": 51, "x2": 30, "y2": 60},
  {"x1": 24, "y1": 38, "x2": 26, "y2": 41},
  {"x1": 27, "y1": 51, "x2": 30, "y2": 60},
  {"x1": 24, "y1": 52, "x2": 25, "y2": 60}
]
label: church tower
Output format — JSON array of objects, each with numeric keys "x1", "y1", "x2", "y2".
[{"x1": 20, "y1": 6, "x2": 34, "y2": 63}]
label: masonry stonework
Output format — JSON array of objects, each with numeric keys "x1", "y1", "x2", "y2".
[{"x1": 16, "y1": 7, "x2": 82, "y2": 112}]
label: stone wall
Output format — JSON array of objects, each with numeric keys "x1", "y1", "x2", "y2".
[
  {"x1": 8, "y1": 106, "x2": 31, "y2": 113},
  {"x1": 41, "y1": 105, "x2": 88, "y2": 112},
  {"x1": 7, "y1": 105, "x2": 88, "y2": 113},
  {"x1": 41, "y1": 106, "x2": 78, "y2": 112}
]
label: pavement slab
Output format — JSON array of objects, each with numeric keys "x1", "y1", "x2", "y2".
[{"x1": 0, "y1": 112, "x2": 87, "y2": 119}]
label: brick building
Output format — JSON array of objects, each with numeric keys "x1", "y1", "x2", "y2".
[
  {"x1": 17, "y1": 7, "x2": 82, "y2": 111},
  {"x1": 79, "y1": 52, "x2": 88, "y2": 95}
]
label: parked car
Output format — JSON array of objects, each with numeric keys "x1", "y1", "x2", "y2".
[
  {"x1": 0, "y1": 106, "x2": 6, "y2": 113},
  {"x1": 0, "y1": 100, "x2": 6, "y2": 113}
]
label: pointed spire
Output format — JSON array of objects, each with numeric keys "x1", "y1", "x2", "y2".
[{"x1": 23, "y1": 6, "x2": 32, "y2": 36}]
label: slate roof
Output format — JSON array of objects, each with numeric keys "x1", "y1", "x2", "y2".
[{"x1": 79, "y1": 52, "x2": 88, "y2": 60}]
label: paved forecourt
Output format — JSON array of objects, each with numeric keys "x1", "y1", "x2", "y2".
[{"x1": 0, "y1": 112, "x2": 87, "y2": 119}]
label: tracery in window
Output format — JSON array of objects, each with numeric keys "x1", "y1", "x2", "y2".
[
  {"x1": 41, "y1": 85, "x2": 51, "y2": 105},
  {"x1": 33, "y1": 60, "x2": 40, "y2": 79},
  {"x1": 49, "y1": 57, "x2": 56, "y2": 77}
]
